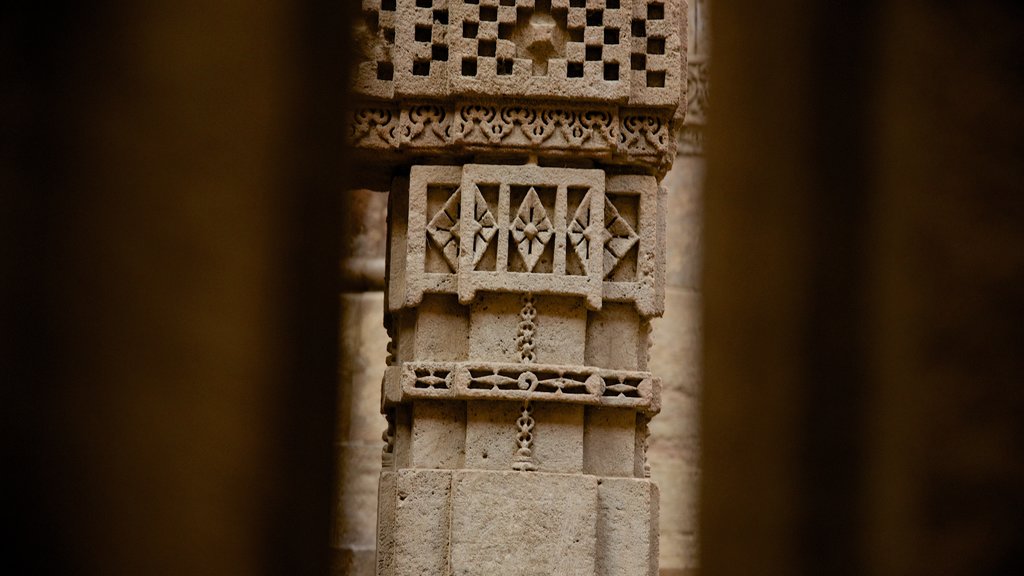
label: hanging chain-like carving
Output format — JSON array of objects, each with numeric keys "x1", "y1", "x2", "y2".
[
  {"x1": 513, "y1": 293, "x2": 539, "y2": 471},
  {"x1": 515, "y1": 293, "x2": 537, "y2": 364},
  {"x1": 511, "y1": 400, "x2": 538, "y2": 472},
  {"x1": 639, "y1": 414, "x2": 652, "y2": 478}
]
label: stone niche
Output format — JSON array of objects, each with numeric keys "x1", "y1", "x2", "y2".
[{"x1": 351, "y1": 2, "x2": 686, "y2": 575}]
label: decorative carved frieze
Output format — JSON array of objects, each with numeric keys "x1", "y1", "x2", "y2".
[
  {"x1": 677, "y1": 55, "x2": 707, "y2": 155},
  {"x1": 684, "y1": 56, "x2": 708, "y2": 125},
  {"x1": 348, "y1": 100, "x2": 678, "y2": 171},
  {"x1": 349, "y1": 0, "x2": 686, "y2": 174},
  {"x1": 382, "y1": 360, "x2": 662, "y2": 412}
]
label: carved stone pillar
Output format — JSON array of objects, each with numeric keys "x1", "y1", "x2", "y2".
[{"x1": 348, "y1": 2, "x2": 687, "y2": 574}]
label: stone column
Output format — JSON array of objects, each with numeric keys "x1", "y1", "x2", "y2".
[
  {"x1": 348, "y1": 2, "x2": 687, "y2": 574},
  {"x1": 333, "y1": 190, "x2": 390, "y2": 576},
  {"x1": 649, "y1": 2, "x2": 706, "y2": 574}
]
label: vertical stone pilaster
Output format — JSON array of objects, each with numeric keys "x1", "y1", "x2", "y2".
[{"x1": 348, "y1": 2, "x2": 687, "y2": 574}]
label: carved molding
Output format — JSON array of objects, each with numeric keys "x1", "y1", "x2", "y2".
[
  {"x1": 349, "y1": 100, "x2": 678, "y2": 170},
  {"x1": 382, "y1": 361, "x2": 662, "y2": 414}
]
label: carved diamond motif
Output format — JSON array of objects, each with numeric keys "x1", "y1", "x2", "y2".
[
  {"x1": 467, "y1": 186, "x2": 498, "y2": 268},
  {"x1": 510, "y1": 187, "x2": 554, "y2": 272},
  {"x1": 567, "y1": 188, "x2": 607, "y2": 275},
  {"x1": 603, "y1": 197, "x2": 639, "y2": 278},
  {"x1": 426, "y1": 187, "x2": 462, "y2": 272}
]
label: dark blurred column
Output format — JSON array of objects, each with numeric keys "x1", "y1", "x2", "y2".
[
  {"x1": 7, "y1": 2, "x2": 355, "y2": 575},
  {"x1": 702, "y1": 2, "x2": 1024, "y2": 576}
]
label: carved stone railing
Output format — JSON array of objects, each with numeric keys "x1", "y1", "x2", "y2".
[{"x1": 356, "y1": 2, "x2": 685, "y2": 575}]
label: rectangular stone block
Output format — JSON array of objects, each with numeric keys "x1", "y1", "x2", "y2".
[
  {"x1": 597, "y1": 477, "x2": 660, "y2": 576},
  {"x1": 470, "y1": 293, "x2": 587, "y2": 365},
  {"x1": 586, "y1": 302, "x2": 643, "y2": 371},
  {"x1": 375, "y1": 471, "x2": 396, "y2": 576},
  {"x1": 584, "y1": 406, "x2": 638, "y2": 478},
  {"x1": 411, "y1": 400, "x2": 466, "y2": 469},
  {"x1": 393, "y1": 469, "x2": 453, "y2": 576},
  {"x1": 387, "y1": 176, "x2": 409, "y2": 314},
  {"x1": 649, "y1": 456, "x2": 697, "y2": 574},
  {"x1": 450, "y1": 470, "x2": 598, "y2": 576},
  {"x1": 415, "y1": 293, "x2": 469, "y2": 361},
  {"x1": 464, "y1": 400, "x2": 519, "y2": 470},
  {"x1": 392, "y1": 404, "x2": 412, "y2": 469},
  {"x1": 532, "y1": 403, "x2": 585, "y2": 473}
]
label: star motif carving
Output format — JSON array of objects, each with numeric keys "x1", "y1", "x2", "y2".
[
  {"x1": 510, "y1": 187, "x2": 554, "y2": 272},
  {"x1": 567, "y1": 189, "x2": 606, "y2": 275},
  {"x1": 511, "y1": 3, "x2": 568, "y2": 76},
  {"x1": 467, "y1": 186, "x2": 498, "y2": 268},
  {"x1": 426, "y1": 188, "x2": 462, "y2": 271},
  {"x1": 602, "y1": 197, "x2": 639, "y2": 278}
]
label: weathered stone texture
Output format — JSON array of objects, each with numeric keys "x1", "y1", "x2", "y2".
[
  {"x1": 450, "y1": 471, "x2": 599, "y2": 576},
  {"x1": 648, "y1": 208, "x2": 702, "y2": 573},
  {"x1": 598, "y1": 478, "x2": 661, "y2": 576},
  {"x1": 349, "y1": 1, "x2": 689, "y2": 175},
  {"x1": 333, "y1": 293, "x2": 390, "y2": 576},
  {"x1": 393, "y1": 470, "x2": 454, "y2": 575},
  {"x1": 360, "y1": 4, "x2": 687, "y2": 574},
  {"x1": 375, "y1": 161, "x2": 668, "y2": 575}
]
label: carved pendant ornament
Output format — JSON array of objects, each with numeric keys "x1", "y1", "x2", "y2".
[{"x1": 370, "y1": 3, "x2": 682, "y2": 575}]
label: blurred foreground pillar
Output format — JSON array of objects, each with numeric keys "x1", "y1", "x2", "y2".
[
  {"x1": 702, "y1": 2, "x2": 1024, "y2": 576},
  {"x1": 8, "y1": 2, "x2": 354, "y2": 575}
]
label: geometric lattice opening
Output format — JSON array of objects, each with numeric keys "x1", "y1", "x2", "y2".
[
  {"x1": 604, "y1": 62, "x2": 619, "y2": 81},
  {"x1": 632, "y1": 19, "x2": 646, "y2": 37}
]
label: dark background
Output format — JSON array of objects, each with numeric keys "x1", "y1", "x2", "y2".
[{"x1": 5, "y1": 1, "x2": 1023, "y2": 575}]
